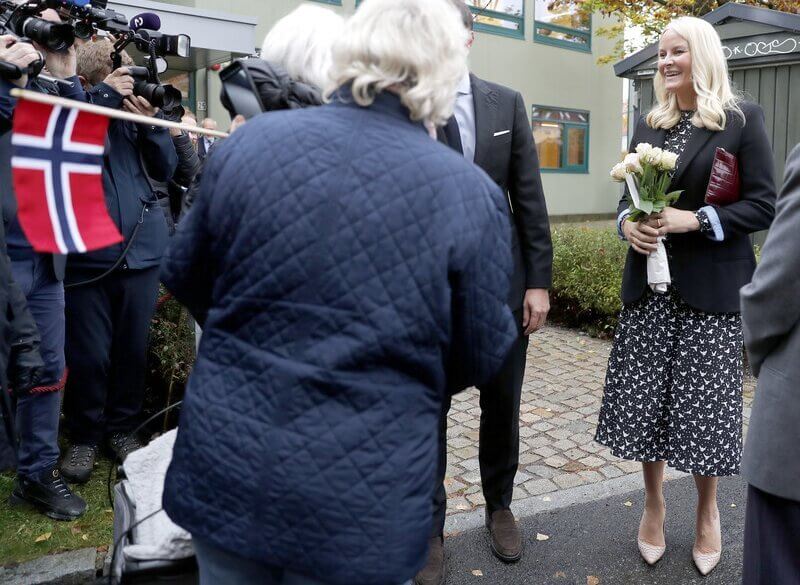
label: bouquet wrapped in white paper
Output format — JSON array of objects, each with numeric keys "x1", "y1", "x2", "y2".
[{"x1": 610, "y1": 144, "x2": 683, "y2": 293}]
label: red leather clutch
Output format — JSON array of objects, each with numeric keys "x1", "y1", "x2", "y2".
[{"x1": 705, "y1": 147, "x2": 740, "y2": 206}]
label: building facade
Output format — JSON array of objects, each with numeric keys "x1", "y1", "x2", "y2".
[{"x1": 110, "y1": 0, "x2": 624, "y2": 217}]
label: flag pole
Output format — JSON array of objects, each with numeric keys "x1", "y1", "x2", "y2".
[{"x1": 9, "y1": 88, "x2": 230, "y2": 139}]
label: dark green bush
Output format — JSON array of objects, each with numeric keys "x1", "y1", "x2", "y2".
[
  {"x1": 550, "y1": 224, "x2": 627, "y2": 338},
  {"x1": 144, "y1": 287, "x2": 196, "y2": 431}
]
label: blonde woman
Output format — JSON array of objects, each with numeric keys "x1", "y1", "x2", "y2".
[{"x1": 595, "y1": 16, "x2": 775, "y2": 575}]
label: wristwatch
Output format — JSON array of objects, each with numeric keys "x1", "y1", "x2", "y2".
[{"x1": 695, "y1": 209, "x2": 713, "y2": 236}]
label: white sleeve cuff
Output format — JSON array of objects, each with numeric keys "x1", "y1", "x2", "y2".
[{"x1": 617, "y1": 209, "x2": 631, "y2": 240}]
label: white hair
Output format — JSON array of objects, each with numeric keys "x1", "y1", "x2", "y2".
[
  {"x1": 326, "y1": 0, "x2": 469, "y2": 127},
  {"x1": 648, "y1": 16, "x2": 743, "y2": 132},
  {"x1": 261, "y1": 4, "x2": 345, "y2": 90}
]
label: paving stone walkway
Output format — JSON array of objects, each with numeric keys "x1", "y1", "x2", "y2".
[{"x1": 443, "y1": 325, "x2": 756, "y2": 516}]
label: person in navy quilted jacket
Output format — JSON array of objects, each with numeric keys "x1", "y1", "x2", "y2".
[{"x1": 160, "y1": 0, "x2": 518, "y2": 584}]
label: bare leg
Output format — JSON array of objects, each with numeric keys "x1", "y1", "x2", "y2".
[
  {"x1": 639, "y1": 461, "x2": 667, "y2": 546},
  {"x1": 694, "y1": 475, "x2": 721, "y2": 554}
]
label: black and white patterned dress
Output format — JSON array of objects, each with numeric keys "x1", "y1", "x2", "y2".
[{"x1": 594, "y1": 111, "x2": 744, "y2": 477}]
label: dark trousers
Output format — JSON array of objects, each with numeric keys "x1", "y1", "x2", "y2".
[
  {"x1": 432, "y1": 310, "x2": 528, "y2": 537},
  {"x1": 743, "y1": 484, "x2": 800, "y2": 585},
  {"x1": 63, "y1": 266, "x2": 160, "y2": 446},
  {"x1": 10, "y1": 255, "x2": 65, "y2": 478}
]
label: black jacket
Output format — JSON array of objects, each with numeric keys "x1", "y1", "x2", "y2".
[
  {"x1": 619, "y1": 101, "x2": 776, "y2": 313},
  {"x1": 439, "y1": 74, "x2": 553, "y2": 310}
]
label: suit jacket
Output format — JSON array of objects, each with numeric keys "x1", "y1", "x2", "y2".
[
  {"x1": 439, "y1": 74, "x2": 552, "y2": 310},
  {"x1": 740, "y1": 143, "x2": 800, "y2": 502},
  {"x1": 619, "y1": 101, "x2": 775, "y2": 313}
]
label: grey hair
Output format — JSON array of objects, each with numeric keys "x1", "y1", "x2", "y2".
[
  {"x1": 326, "y1": 0, "x2": 469, "y2": 127},
  {"x1": 449, "y1": 0, "x2": 474, "y2": 31},
  {"x1": 261, "y1": 4, "x2": 345, "y2": 90}
]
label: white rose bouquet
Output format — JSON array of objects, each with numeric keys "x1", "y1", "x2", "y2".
[
  {"x1": 610, "y1": 143, "x2": 683, "y2": 293},
  {"x1": 610, "y1": 143, "x2": 683, "y2": 221}
]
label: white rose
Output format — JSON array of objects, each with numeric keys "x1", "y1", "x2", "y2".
[
  {"x1": 623, "y1": 152, "x2": 642, "y2": 175},
  {"x1": 659, "y1": 150, "x2": 679, "y2": 171},
  {"x1": 641, "y1": 146, "x2": 664, "y2": 166},
  {"x1": 610, "y1": 162, "x2": 627, "y2": 182},
  {"x1": 635, "y1": 143, "x2": 654, "y2": 157}
]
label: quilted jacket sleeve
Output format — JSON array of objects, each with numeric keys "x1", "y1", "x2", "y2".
[
  {"x1": 447, "y1": 182, "x2": 517, "y2": 394},
  {"x1": 160, "y1": 144, "x2": 223, "y2": 326}
]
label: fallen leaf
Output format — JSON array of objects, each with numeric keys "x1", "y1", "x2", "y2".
[
  {"x1": 70, "y1": 526, "x2": 82, "y2": 535},
  {"x1": 471, "y1": 569, "x2": 483, "y2": 576},
  {"x1": 35, "y1": 532, "x2": 52, "y2": 543},
  {"x1": 587, "y1": 577, "x2": 600, "y2": 585},
  {"x1": 542, "y1": 496, "x2": 552, "y2": 502},
  {"x1": 623, "y1": 501, "x2": 633, "y2": 507},
  {"x1": 82, "y1": 534, "x2": 89, "y2": 541},
  {"x1": 731, "y1": 504, "x2": 737, "y2": 508},
  {"x1": 536, "y1": 533, "x2": 550, "y2": 541},
  {"x1": 554, "y1": 571, "x2": 567, "y2": 578},
  {"x1": 97, "y1": 545, "x2": 109, "y2": 553}
]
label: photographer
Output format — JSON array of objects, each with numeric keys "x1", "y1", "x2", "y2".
[
  {"x1": 0, "y1": 8, "x2": 93, "y2": 521},
  {"x1": 60, "y1": 38, "x2": 177, "y2": 484}
]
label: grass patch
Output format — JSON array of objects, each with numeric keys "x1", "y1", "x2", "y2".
[{"x1": 0, "y1": 456, "x2": 115, "y2": 566}]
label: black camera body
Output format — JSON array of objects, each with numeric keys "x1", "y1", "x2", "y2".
[
  {"x1": 0, "y1": 0, "x2": 75, "y2": 53},
  {"x1": 128, "y1": 65, "x2": 182, "y2": 112}
]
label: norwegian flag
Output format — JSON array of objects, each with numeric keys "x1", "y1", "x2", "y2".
[{"x1": 11, "y1": 99, "x2": 122, "y2": 254}]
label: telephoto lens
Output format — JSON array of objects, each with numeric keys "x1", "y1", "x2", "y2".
[
  {"x1": 17, "y1": 17, "x2": 75, "y2": 52},
  {"x1": 128, "y1": 66, "x2": 183, "y2": 111}
]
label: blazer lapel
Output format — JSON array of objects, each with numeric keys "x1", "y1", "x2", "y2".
[
  {"x1": 470, "y1": 74, "x2": 497, "y2": 169},
  {"x1": 669, "y1": 125, "x2": 714, "y2": 190}
]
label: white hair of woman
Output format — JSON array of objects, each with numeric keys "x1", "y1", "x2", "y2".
[
  {"x1": 647, "y1": 16, "x2": 743, "y2": 132},
  {"x1": 326, "y1": 0, "x2": 469, "y2": 127},
  {"x1": 261, "y1": 4, "x2": 345, "y2": 90}
]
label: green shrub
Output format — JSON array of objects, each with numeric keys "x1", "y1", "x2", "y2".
[
  {"x1": 144, "y1": 287, "x2": 196, "y2": 432},
  {"x1": 550, "y1": 225, "x2": 627, "y2": 338}
]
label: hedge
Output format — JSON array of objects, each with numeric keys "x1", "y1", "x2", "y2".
[{"x1": 549, "y1": 224, "x2": 627, "y2": 338}]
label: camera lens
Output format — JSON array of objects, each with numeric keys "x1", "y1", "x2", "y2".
[
  {"x1": 134, "y1": 82, "x2": 183, "y2": 112},
  {"x1": 20, "y1": 18, "x2": 75, "y2": 52}
]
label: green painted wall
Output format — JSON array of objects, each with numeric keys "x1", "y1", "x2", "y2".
[{"x1": 191, "y1": 0, "x2": 623, "y2": 216}]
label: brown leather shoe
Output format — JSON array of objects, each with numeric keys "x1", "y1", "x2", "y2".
[
  {"x1": 486, "y1": 509, "x2": 522, "y2": 563},
  {"x1": 414, "y1": 536, "x2": 445, "y2": 585}
]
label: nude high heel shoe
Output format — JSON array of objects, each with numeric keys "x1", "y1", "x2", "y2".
[
  {"x1": 637, "y1": 512, "x2": 666, "y2": 565},
  {"x1": 693, "y1": 512, "x2": 722, "y2": 575}
]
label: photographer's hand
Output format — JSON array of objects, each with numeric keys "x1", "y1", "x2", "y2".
[
  {"x1": 43, "y1": 45, "x2": 76, "y2": 79},
  {"x1": 0, "y1": 35, "x2": 42, "y2": 88},
  {"x1": 123, "y1": 95, "x2": 159, "y2": 118},
  {"x1": 103, "y1": 67, "x2": 134, "y2": 97}
]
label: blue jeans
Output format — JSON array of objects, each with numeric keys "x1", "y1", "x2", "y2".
[
  {"x1": 10, "y1": 254, "x2": 66, "y2": 478},
  {"x1": 193, "y1": 538, "x2": 412, "y2": 585}
]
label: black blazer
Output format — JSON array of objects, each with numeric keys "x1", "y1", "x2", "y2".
[
  {"x1": 439, "y1": 74, "x2": 552, "y2": 311},
  {"x1": 619, "y1": 101, "x2": 776, "y2": 313}
]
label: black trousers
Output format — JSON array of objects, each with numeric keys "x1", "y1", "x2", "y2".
[
  {"x1": 432, "y1": 310, "x2": 528, "y2": 537},
  {"x1": 743, "y1": 484, "x2": 800, "y2": 585},
  {"x1": 63, "y1": 266, "x2": 161, "y2": 446}
]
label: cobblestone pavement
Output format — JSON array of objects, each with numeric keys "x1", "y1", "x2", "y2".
[{"x1": 443, "y1": 325, "x2": 756, "y2": 516}]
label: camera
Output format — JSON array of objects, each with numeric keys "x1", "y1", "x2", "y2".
[
  {"x1": 0, "y1": 0, "x2": 75, "y2": 52},
  {"x1": 128, "y1": 66, "x2": 182, "y2": 111}
]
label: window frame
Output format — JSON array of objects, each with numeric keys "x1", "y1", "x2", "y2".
[
  {"x1": 469, "y1": 4, "x2": 525, "y2": 40},
  {"x1": 533, "y1": 2, "x2": 592, "y2": 53},
  {"x1": 311, "y1": 0, "x2": 342, "y2": 5},
  {"x1": 531, "y1": 105, "x2": 590, "y2": 174}
]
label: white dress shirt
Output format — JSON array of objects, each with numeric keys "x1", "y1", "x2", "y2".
[{"x1": 454, "y1": 72, "x2": 476, "y2": 163}]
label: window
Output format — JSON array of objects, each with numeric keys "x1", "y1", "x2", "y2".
[
  {"x1": 467, "y1": 0, "x2": 524, "y2": 39},
  {"x1": 531, "y1": 106, "x2": 589, "y2": 173},
  {"x1": 534, "y1": 0, "x2": 591, "y2": 52}
]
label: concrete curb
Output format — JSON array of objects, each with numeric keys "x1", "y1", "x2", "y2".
[
  {"x1": 445, "y1": 469, "x2": 686, "y2": 536},
  {"x1": 0, "y1": 547, "x2": 97, "y2": 584}
]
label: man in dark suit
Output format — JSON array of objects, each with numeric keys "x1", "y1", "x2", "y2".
[
  {"x1": 196, "y1": 118, "x2": 217, "y2": 161},
  {"x1": 416, "y1": 2, "x2": 553, "y2": 583}
]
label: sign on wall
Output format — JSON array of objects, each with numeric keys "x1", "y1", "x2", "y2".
[{"x1": 722, "y1": 33, "x2": 800, "y2": 61}]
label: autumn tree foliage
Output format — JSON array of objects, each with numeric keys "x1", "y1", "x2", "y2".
[{"x1": 568, "y1": 0, "x2": 800, "y2": 63}]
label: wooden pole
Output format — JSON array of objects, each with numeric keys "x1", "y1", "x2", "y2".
[{"x1": 9, "y1": 88, "x2": 230, "y2": 139}]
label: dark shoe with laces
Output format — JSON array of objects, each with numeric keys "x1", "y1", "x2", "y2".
[
  {"x1": 107, "y1": 432, "x2": 144, "y2": 462},
  {"x1": 414, "y1": 536, "x2": 445, "y2": 585},
  {"x1": 60, "y1": 444, "x2": 97, "y2": 484},
  {"x1": 10, "y1": 467, "x2": 87, "y2": 521},
  {"x1": 486, "y1": 509, "x2": 522, "y2": 563}
]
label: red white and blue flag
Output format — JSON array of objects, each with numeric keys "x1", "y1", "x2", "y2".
[{"x1": 11, "y1": 99, "x2": 122, "y2": 254}]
